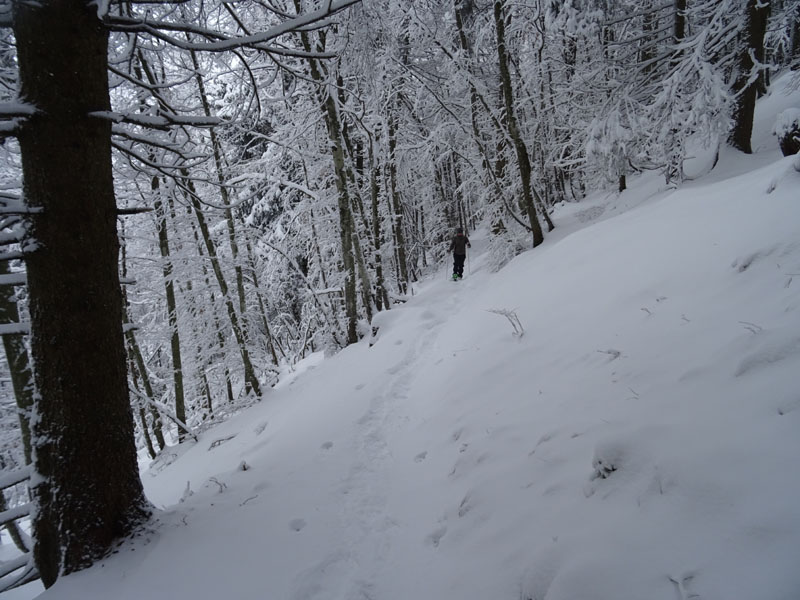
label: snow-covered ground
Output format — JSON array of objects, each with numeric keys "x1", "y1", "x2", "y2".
[{"x1": 7, "y1": 78, "x2": 800, "y2": 600}]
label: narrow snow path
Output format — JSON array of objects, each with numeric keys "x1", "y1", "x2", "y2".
[{"x1": 297, "y1": 241, "x2": 483, "y2": 599}]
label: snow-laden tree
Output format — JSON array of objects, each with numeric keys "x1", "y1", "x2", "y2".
[{"x1": 1, "y1": 0, "x2": 362, "y2": 586}]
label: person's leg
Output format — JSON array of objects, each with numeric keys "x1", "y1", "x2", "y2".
[{"x1": 455, "y1": 254, "x2": 465, "y2": 277}]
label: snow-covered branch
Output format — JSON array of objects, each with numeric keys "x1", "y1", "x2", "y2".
[
  {"x1": 104, "y1": 0, "x2": 362, "y2": 54},
  {"x1": 92, "y1": 110, "x2": 222, "y2": 129}
]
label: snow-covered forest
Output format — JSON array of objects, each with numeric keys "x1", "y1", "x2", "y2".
[{"x1": 0, "y1": 0, "x2": 798, "y2": 597}]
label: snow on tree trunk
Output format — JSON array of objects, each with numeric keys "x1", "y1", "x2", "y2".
[
  {"x1": 729, "y1": 0, "x2": 771, "y2": 154},
  {"x1": 12, "y1": 0, "x2": 148, "y2": 587},
  {"x1": 493, "y1": 0, "x2": 545, "y2": 248}
]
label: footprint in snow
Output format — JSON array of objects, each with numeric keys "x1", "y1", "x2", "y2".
[
  {"x1": 320, "y1": 441, "x2": 334, "y2": 451},
  {"x1": 289, "y1": 518, "x2": 307, "y2": 532},
  {"x1": 427, "y1": 526, "x2": 447, "y2": 548},
  {"x1": 414, "y1": 451, "x2": 427, "y2": 463}
]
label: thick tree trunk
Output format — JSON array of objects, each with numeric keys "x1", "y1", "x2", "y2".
[
  {"x1": 13, "y1": 1, "x2": 148, "y2": 587},
  {"x1": 729, "y1": 0, "x2": 771, "y2": 154}
]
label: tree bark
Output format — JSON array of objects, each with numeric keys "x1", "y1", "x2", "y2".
[
  {"x1": 190, "y1": 51, "x2": 249, "y2": 318},
  {"x1": 368, "y1": 138, "x2": 390, "y2": 311},
  {"x1": 244, "y1": 235, "x2": 281, "y2": 368},
  {"x1": 121, "y1": 228, "x2": 165, "y2": 452},
  {"x1": 153, "y1": 181, "x2": 188, "y2": 440},
  {"x1": 493, "y1": 0, "x2": 545, "y2": 247},
  {"x1": 386, "y1": 112, "x2": 411, "y2": 293},
  {"x1": 673, "y1": 0, "x2": 687, "y2": 45},
  {"x1": 183, "y1": 177, "x2": 262, "y2": 395},
  {"x1": 294, "y1": 14, "x2": 359, "y2": 344},
  {"x1": 729, "y1": 0, "x2": 771, "y2": 154},
  {"x1": 13, "y1": 1, "x2": 148, "y2": 586}
]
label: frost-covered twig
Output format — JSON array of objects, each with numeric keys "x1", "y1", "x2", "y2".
[{"x1": 486, "y1": 308, "x2": 524, "y2": 338}]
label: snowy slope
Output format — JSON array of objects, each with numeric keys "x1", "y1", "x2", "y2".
[{"x1": 16, "y1": 80, "x2": 800, "y2": 600}]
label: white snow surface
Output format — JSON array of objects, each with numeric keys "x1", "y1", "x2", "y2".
[{"x1": 16, "y1": 80, "x2": 800, "y2": 600}]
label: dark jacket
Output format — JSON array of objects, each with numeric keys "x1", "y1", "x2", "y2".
[{"x1": 449, "y1": 233, "x2": 471, "y2": 255}]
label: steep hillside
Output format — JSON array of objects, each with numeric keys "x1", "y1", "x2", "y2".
[{"x1": 20, "y1": 78, "x2": 800, "y2": 600}]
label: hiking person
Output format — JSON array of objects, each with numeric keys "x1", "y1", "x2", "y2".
[{"x1": 449, "y1": 227, "x2": 471, "y2": 280}]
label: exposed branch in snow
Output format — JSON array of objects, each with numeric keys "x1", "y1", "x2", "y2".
[
  {"x1": 206, "y1": 477, "x2": 227, "y2": 493},
  {"x1": 486, "y1": 308, "x2": 524, "y2": 338}
]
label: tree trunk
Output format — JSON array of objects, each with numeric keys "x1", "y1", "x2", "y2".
[
  {"x1": 13, "y1": 1, "x2": 148, "y2": 586},
  {"x1": 387, "y1": 112, "x2": 411, "y2": 293},
  {"x1": 190, "y1": 217, "x2": 236, "y2": 403},
  {"x1": 673, "y1": 0, "x2": 687, "y2": 44},
  {"x1": 244, "y1": 235, "x2": 281, "y2": 368},
  {"x1": 294, "y1": 18, "x2": 359, "y2": 344},
  {"x1": 121, "y1": 228, "x2": 165, "y2": 452},
  {"x1": 729, "y1": 0, "x2": 771, "y2": 154},
  {"x1": 368, "y1": 139, "x2": 390, "y2": 311},
  {"x1": 183, "y1": 177, "x2": 262, "y2": 395},
  {"x1": 793, "y1": 8, "x2": 800, "y2": 67},
  {"x1": 153, "y1": 181, "x2": 188, "y2": 441},
  {"x1": 129, "y1": 360, "x2": 158, "y2": 460},
  {"x1": 191, "y1": 51, "x2": 248, "y2": 318},
  {"x1": 493, "y1": 0, "x2": 545, "y2": 247}
]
